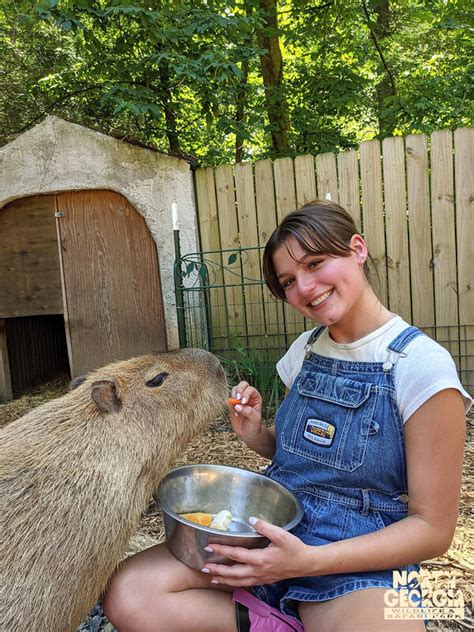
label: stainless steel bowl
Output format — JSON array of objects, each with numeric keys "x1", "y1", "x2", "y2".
[{"x1": 155, "y1": 464, "x2": 303, "y2": 570}]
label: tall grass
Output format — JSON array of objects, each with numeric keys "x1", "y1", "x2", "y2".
[{"x1": 220, "y1": 344, "x2": 285, "y2": 418}]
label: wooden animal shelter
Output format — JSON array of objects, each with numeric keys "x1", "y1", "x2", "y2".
[{"x1": 0, "y1": 117, "x2": 199, "y2": 400}]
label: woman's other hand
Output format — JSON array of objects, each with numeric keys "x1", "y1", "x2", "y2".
[{"x1": 201, "y1": 518, "x2": 314, "y2": 587}]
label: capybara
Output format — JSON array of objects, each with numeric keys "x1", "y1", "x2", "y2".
[{"x1": 0, "y1": 348, "x2": 227, "y2": 632}]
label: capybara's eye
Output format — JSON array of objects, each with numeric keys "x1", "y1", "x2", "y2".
[{"x1": 145, "y1": 372, "x2": 169, "y2": 387}]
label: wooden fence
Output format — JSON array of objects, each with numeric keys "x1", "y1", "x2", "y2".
[{"x1": 193, "y1": 128, "x2": 473, "y2": 388}]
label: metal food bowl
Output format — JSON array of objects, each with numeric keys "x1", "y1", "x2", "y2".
[{"x1": 155, "y1": 464, "x2": 303, "y2": 570}]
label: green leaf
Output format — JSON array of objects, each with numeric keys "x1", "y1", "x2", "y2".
[{"x1": 228, "y1": 253, "x2": 238, "y2": 265}]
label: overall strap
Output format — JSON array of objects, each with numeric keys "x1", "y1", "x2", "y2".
[
  {"x1": 388, "y1": 325, "x2": 424, "y2": 354},
  {"x1": 305, "y1": 325, "x2": 326, "y2": 347}
]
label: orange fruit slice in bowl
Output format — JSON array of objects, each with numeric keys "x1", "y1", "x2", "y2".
[{"x1": 180, "y1": 512, "x2": 213, "y2": 527}]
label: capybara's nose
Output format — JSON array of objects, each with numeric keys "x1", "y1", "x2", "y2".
[
  {"x1": 211, "y1": 354, "x2": 227, "y2": 383},
  {"x1": 183, "y1": 348, "x2": 224, "y2": 373},
  {"x1": 213, "y1": 356, "x2": 227, "y2": 383}
]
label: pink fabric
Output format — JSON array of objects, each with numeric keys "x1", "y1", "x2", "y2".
[{"x1": 232, "y1": 589, "x2": 305, "y2": 632}]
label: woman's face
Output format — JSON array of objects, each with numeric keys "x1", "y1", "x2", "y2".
[{"x1": 272, "y1": 235, "x2": 368, "y2": 328}]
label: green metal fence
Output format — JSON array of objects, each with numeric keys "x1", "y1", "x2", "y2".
[
  {"x1": 174, "y1": 246, "x2": 307, "y2": 349},
  {"x1": 174, "y1": 246, "x2": 473, "y2": 407},
  {"x1": 174, "y1": 245, "x2": 303, "y2": 411}
]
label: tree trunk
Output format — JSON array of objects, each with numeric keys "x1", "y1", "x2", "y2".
[
  {"x1": 235, "y1": 56, "x2": 250, "y2": 163},
  {"x1": 157, "y1": 54, "x2": 181, "y2": 154},
  {"x1": 373, "y1": 0, "x2": 396, "y2": 136},
  {"x1": 255, "y1": 0, "x2": 290, "y2": 156}
]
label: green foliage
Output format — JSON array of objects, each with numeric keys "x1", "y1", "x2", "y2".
[
  {"x1": 0, "y1": 0, "x2": 472, "y2": 162},
  {"x1": 221, "y1": 343, "x2": 285, "y2": 418}
]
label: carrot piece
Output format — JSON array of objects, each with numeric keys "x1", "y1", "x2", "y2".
[
  {"x1": 228, "y1": 397, "x2": 240, "y2": 406},
  {"x1": 180, "y1": 512, "x2": 213, "y2": 527}
]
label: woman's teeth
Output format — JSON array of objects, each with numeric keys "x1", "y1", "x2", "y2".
[{"x1": 310, "y1": 289, "x2": 333, "y2": 307}]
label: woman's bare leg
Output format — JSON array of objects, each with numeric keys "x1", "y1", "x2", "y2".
[
  {"x1": 103, "y1": 543, "x2": 237, "y2": 632},
  {"x1": 299, "y1": 588, "x2": 426, "y2": 632}
]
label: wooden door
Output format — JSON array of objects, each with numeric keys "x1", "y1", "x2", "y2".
[
  {"x1": 0, "y1": 194, "x2": 62, "y2": 318},
  {"x1": 0, "y1": 194, "x2": 63, "y2": 400},
  {"x1": 56, "y1": 190, "x2": 167, "y2": 377}
]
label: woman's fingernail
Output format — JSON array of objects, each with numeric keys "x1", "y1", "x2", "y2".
[
  {"x1": 235, "y1": 404, "x2": 242, "y2": 413},
  {"x1": 241, "y1": 398, "x2": 247, "y2": 404},
  {"x1": 201, "y1": 567, "x2": 210, "y2": 573},
  {"x1": 211, "y1": 579, "x2": 219, "y2": 584},
  {"x1": 249, "y1": 516, "x2": 257, "y2": 526},
  {"x1": 204, "y1": 546, "x2": 213, "y2": 552},
  {"x1": 236, "y1": 392, "x2": 241, "y2": 400}
]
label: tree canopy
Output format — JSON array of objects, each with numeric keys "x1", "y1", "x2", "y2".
[{"x1": 1, "y1": 0, "x2": 472, "y2": 165}]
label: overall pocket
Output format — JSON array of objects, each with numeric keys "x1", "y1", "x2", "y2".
[{"x1": 281, "y1": 371, "x2": 377, "y2": 471}]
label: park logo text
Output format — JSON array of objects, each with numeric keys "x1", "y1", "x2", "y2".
[{"x1": 384, "y1": 569, "x2": 465, "y2": 620}]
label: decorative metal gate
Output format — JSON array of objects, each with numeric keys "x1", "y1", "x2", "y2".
[{"x1": 174, "y1": 246, "x2": 473, "y2": 407}]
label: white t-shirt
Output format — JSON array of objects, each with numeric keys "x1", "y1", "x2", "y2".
[{"x1": 277, "y1": 316, "x2": 472, "y2": 424}]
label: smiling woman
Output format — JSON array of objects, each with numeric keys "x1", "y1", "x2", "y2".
[
  {"x1": 103, "y1": 199, "x2": 471, "y2": 632},
  {"x1": 271, "y1": 237, "x2": 372, "y2": 343},
  {"x1": 263, "y1": 203, "x2": 383, "y2": 344},
  {"x1": 262, "y1": 200, "x2": 372, "y2": 300}
]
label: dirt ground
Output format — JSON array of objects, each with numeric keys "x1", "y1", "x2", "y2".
[{"x1": 1, "y1": 374, "x2": 472, "y2": 631}]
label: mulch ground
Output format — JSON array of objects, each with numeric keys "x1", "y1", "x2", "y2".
[{"x1": 1, "y1": 374, "x2": 472, "y2": 631}]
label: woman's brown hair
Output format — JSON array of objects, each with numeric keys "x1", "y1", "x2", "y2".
[{"x1": 263, "y1": 199, "x2": 370, "y2": 300}]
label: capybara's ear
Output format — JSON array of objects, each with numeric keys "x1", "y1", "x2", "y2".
[
  {"x1": 69, "y1": 375, "x2": 87, "y2": 391},
  {"x1": 91, "y1": 380, "x2": 122, "y2": 413}
]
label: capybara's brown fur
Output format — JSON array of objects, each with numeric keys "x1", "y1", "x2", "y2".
[{"x1": 0, "y1": 348, "x2": 227, "y2": 632}]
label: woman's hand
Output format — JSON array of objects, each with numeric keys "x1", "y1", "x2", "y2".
[
  {"x1": 228, "y1": 381, "x2": 264, "y2": 443},
  {"x1": 201, "y1": 518, "x2": 314, "y2": 587}
]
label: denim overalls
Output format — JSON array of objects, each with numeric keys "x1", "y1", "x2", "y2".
[{"x1": 252, "y1": 325, "x2": 423, "y2": 620}]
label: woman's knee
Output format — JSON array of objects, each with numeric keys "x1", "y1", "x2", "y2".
[
  {"x1": 102, "y1": 543, "x2": 210, "y2": 630},
  {"x1": 103, "y1": 558, "x2": 150, "y2": 631}
]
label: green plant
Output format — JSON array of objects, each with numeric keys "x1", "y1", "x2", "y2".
[{"x1": 220, "y1": 343, "x2": 285, "y2": 418}]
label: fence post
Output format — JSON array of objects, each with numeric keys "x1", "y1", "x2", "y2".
[{"x1": 173, "y1": 227, "x2": 187, "y2": 349}]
